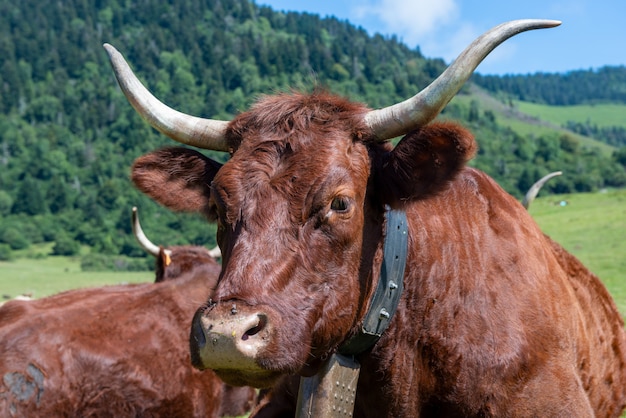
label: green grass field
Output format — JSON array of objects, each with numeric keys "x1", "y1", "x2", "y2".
[
  {"x1": 0, "y1": 241, "x2": 149, "y2": 299},
  {"x1": 0, "y1": 243, "x2": 152, "y2": 299},
  {"x1": 0, "y1": 256, "x2": 152, "y2": 300},
  {"x1": 516, "y1": 101, "x2": 626, "y2": 129}
]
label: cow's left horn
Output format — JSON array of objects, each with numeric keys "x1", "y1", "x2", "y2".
[
  {"x1": 104, "y1": 44, "x2": 229, "y2": 151},
  {"x1": 365, "y1": 19, "x2": 561, "y2": 140},
  {"x1": 131, "y1": 206, "x2": 162, "y2": 258}
]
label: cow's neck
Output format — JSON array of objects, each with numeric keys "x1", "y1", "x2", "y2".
[
  {"x1": 161, "y1": 268, "x2": 219, "y2": 315},
  {"x1": 295, "y1": 207, "x2": 408, "y2": 417}
]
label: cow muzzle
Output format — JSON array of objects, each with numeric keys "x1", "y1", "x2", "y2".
[{"x1": 190, "y1": 304, "x2": 277, "y2": 386}]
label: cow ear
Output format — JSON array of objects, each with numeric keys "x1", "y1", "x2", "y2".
[
  {"x1": 373, "y1": 122, "x2": 477, "y2": 206},
  {"x1": 131, "y1": 147, "x2": 222, "y2": 216}
]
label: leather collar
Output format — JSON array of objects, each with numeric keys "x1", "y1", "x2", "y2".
[{"x1": 339, "y1": 207, "x2": 408, "y2": 355}]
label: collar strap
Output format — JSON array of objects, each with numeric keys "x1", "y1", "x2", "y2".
[{"x1": 339, "y1": 207, "x2": 408, "y2": 355}]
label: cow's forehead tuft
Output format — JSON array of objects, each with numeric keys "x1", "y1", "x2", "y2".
[{"x1": 225, "y1": 91, "x2": 371, "y2": 150}]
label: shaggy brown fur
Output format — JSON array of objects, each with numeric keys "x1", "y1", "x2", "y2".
[
  {"x1": 131, "y1": 91, "x2": 626, "y2": 417},
  {"x1": 0, "y1": 243, "x2": 256, "y2": 417}
]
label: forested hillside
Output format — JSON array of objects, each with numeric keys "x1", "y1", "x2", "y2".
[
  {"x1": 473, "y1": 67, "x2": 626, "y2": 148},
  {"x1": 0, "y1": 0, "x2": 624, "y2": 269},
  {"x1": 473, "y1": 66, "x2": 626, "y2": 105}
]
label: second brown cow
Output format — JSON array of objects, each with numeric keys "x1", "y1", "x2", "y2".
[{"x1": 0, "y1": 208, "x2": 256, "y2": 417}]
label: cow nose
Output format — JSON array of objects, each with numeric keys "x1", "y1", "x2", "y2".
[
  {"x1": 241, "y1": 313, "x2": 268, "y2": 341},
  {"x1": 190, "y1": 307, "x2": 272, "y2": 372}
]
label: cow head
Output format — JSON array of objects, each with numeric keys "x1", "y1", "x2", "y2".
[
  {"x1": 131, "y1": 206, "x2": 221, "y2": 282},
  {"x1": 106, "y1": 20, "x2": 560, "y2": 387}
]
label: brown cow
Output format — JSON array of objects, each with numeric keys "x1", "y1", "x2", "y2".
[
  {"x1": 0, "y1": 208, "x2": 256, "y2": 418},
  {"x1": 239, "y1": 169, "x2": 568, "y2": 416},
  {"x1": 105, "y1": 19, "x2": 626, "y2": 417}
]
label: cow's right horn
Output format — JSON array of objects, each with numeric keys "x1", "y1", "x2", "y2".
[
  {"x1": 104, "y1": 44, "x2": 230, "y2": 152},
  {"x1": 365, "y1": 19, "x2": 561, "y2": 141}
]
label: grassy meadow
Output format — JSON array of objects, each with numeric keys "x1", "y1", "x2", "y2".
[
  {"x1": 529, "y1": 188, "x2": 626, "y2": 315},
  {"x1": 1, "y1": 190, "x2": 624, "y2": 315},
  {"x1": 0, "y1": 256, "x2": 152, "y2": 300},
  {"x1": 449, "y1": 88, "x2": 621, "y2": 156},
  {"x1": 516, "y1": 101, "x2": 626, "y2": 129},
  {"x1": 0, "y1": 243, "x2": 152, "y2": 300}
]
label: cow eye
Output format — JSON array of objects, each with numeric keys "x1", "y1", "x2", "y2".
[{"x1": 330, "y1": 196, "x2": 350, "y2": 212}]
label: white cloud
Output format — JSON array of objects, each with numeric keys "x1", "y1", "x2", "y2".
[
  {"x1": 355, "y1": 0, "x2": 460, "y2": 45},
  {"x1": 351, "y1": 0, "x2": 526, "y2": 71},
  {"x1": 421, "y1": 22, "x2": 477, "y2": 62}
]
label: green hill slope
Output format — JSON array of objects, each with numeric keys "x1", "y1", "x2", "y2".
[
  {"x1": 473, "y1": 66, "x2": 626, "y2": 106},
  {"x1": 448, "y1": 85, "x2": 616, "y2": 156},
  {"x1": 515, "y1": 102, "x2": 626, "y2": 129}
]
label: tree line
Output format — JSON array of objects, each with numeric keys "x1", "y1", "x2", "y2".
[
  {"x1": 472, "y1": 66, "x2": 626, "y2": 106},
  {"x1": 0, "y1": 0, "x2": 624, "y2": 268}
]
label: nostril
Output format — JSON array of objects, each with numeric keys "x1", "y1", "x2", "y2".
[
  {"x1": 191, "y1": 310, "x2": 207, "y2": 347},
  {"x1": 190, "y1": 310, "x2": 207, "y2": 369},
  {"x1": 242, "y1": 314, "x2": 267, "y2": 341}
]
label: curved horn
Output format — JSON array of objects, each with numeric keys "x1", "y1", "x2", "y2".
[
  {"x1": 104, "y1": 44, "x2": 230, "y2": 151},
  {"x1": 365, "y1": 19, "x2": 561, "y2": 140},
  {"x1": 522, "y1": 171, "x2": 562, "y2": 209},
  {"x1": 131, "y1": 206, "x2": 161, "y2": 257},
  {"x1": 208, "y1": 246, "x2": 222, "y2": 259}
]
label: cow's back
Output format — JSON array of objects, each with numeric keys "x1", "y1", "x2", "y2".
[{"x1": 355, "y1": 168, "x2": 626, "y2": 417}]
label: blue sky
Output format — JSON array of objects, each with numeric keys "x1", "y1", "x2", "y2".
[{"x1": 257, "y1": 0, "x2": 625, "y2": 75}]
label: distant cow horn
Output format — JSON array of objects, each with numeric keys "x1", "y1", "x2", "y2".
[
  {"x1": 365, "y1": 19, "x2": 561, "y2": 140},
  {"x1": 208, "y1": 246, "x2": 222, "y2": 258},
  {"x1": 131, "y1": 206, "x2": 168, "y2": 258},
  {"x1": 522, "y1": 171, "x2": 562, "y2": 209},
  {"x1": 103, "y1": 44, "x2": 229, "y2": 151}
]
